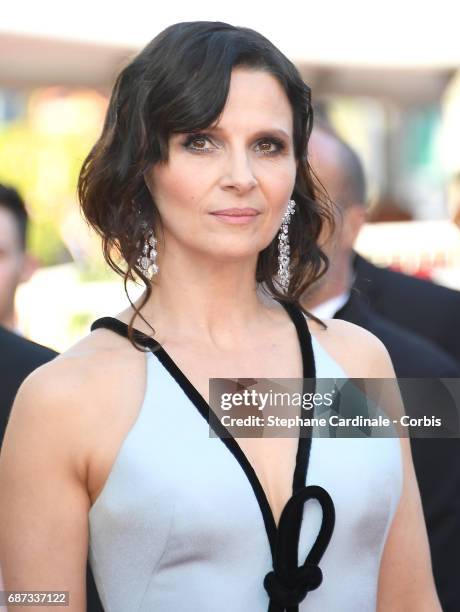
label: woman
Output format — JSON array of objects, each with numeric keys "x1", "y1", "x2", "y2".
[{"x1": 0, "y1": 22, "x2": 440, "y2": 612}]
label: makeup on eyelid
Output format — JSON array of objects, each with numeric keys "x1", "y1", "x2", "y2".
[{"x1": 181, "y1": 133, "x2": 288, "y2": 155}]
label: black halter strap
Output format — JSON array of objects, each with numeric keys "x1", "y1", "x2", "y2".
[{"x1": 91, "y1": 316, "x2": 156, "y2": 347}]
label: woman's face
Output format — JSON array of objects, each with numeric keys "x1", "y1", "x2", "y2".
[{"x1": 146, "y1": 68, "x2": 297, "y2": 264}]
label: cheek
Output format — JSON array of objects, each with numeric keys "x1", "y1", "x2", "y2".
[
  {"x1": 150, "y1": 163, "x2": 211, "y2": 221},
  {"x1": 262, "y1": 162, "x2": 297, "y2": 213},
  {"x1": 0, "y1": 260, "x2": 19, "y2": 287}
]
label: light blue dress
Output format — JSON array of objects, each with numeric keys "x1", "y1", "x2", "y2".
[{"x1": 88, "y1": 306, "x2": 402, "y2": 612}]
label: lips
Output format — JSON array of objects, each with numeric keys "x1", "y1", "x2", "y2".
[{"x1": 210, "y1": 208, "x2": 260, "y2": 217}]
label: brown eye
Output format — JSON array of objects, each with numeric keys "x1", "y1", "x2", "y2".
[
  {"x1": 255, "y1": 137, "x2": 285, "y2": 155},
  {"x1": 182, "y1": 133, "x2": 215, "y2": 152},
  {"x1": 191, "y1": 137, "x2": 207, "y2": 149},
  {"x1": 258, "y1": 141, "x2": 274, "y2": 152}
]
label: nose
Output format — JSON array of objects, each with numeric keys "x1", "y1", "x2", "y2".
[{"x1": 219, "y1": 148, "x2": 258, "y2": 194}]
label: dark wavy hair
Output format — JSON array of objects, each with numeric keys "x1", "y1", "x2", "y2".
[{"x1": 78, "y1": 21, "x2": 333, "y2": 347}]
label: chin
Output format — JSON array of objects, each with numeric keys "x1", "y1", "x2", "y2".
[
  {"x1": 199, "y1": 234, "x2": 268, "y2": 260},
  {"x1": 206, "y1": 243, "x2": 264, "y2": 263}
]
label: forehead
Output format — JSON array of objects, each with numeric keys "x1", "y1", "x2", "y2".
[
  {"x1": 0, "y1": 206, "x2": 22, "y2": 250},
  {"x1": 214, "y1": 68, "x2": 293, "y2": 134}
]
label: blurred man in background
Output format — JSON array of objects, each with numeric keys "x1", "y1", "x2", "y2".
[
  {"x1": 0, "y1": 184, "x2": 38, "y2": 331},
  {"x1": 302, "y1": 127, "x2": 460, "y2": 611},
  {"x1": 0, "y1": 184, "x2": 57, "y2": 438},
  {"x1": 304, "y1": 127, "x2": 460, "y2": 376},
  {"x1": 350, "y1": 174, "x2": 460, "y2": 365},
  {"x1": 447, "y1": 170, "x2": 460, "y2": 229}
]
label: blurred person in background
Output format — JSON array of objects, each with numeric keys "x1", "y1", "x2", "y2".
[
  {"x1": 353, "y1": 255, "x2": 460, "y2": 364},
  {"x1": 0, "y1": 184, "x2": 57, "y2": 441},
  {"x1": 0, "y1": 184, "x2": 38, "y2": 332},
  {"x1": 447, "y1": 170, "x2": 460, "y2": 229},
  {"x1": 303, "y1": 125, "x2": 460, "y2": 611},
  {"x1": 349, "y1": 191, "x2": 460, "y2": 366},
  {"x1": 304, "y1": 127, "x2": 460, "y2": 377}
]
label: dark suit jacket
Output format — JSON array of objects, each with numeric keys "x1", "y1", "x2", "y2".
[
  {"x1": 354, "y1": 253, "x2": 460, "y2": 364},
  {"x1": 0, "y1": 326, "x2": 103, "y2": 612},
  {"x1": 335, "y1": 288, "x2": 460, "y2": 378},
  {"x1": 335, "y1": 290, "x2": 460, "y2": 612}
]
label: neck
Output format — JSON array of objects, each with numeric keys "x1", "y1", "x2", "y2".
[
  {"x1": 132, "y1": 246, "x2": 273, "y2": 348},
  {"x1": 0, "y1": 309, "x2": 17, "y2": 333}
]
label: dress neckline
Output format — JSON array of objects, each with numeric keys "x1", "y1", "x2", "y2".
[
  {"x1": 91, "y1": 301, "x2": 335, "y2": 612},
  {"x1": 91, "y1": 301, "x2": 314, "y2": 542}
]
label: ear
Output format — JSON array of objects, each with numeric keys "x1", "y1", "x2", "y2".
[
  {"x1": 18, "y1": 253, "x2": 39, "y2": 284},
  {"x1": 342, "y1": 205, "x2": 367, "y2": 249}
]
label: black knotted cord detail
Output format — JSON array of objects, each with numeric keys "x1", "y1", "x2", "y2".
[{"x1": 264, "y1": 485, "x2": 335, "y2": 612}]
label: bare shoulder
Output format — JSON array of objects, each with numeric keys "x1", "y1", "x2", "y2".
[
  {"x1": 308, "y1": 317, "x2": 384, "y2": 350},
  {"x1": 4, "y1": 325, "x2": 147, "y2": 479},
  {"x1": 307, "y1": 317, "x2": 395, "y2": 378},
  {"x1": 16, "y1": 325, "x2": 143, "y2": 415}
]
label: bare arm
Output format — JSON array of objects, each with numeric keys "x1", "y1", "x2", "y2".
[
  {"x1": 364, "y1": 331, "x2": 442, "y2": 611},
  {"x1": 0, "y1": 363, "x2": 91, "y2": 612},
  {"x1": 377, "y1": 436, "x2": 442, "y2": 611}
]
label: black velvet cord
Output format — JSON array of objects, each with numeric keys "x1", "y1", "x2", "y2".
[
  {"x1": 90, "y1": 301, "x2": 336, "y2": 612},
  {"x1": 264, "y1": 486, "x2": 335, "y2": 612}
]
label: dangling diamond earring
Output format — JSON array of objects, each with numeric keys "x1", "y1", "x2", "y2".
[
  {"x1": 138, "y1": 227, "x2": 158, "y2": 279},
  {"x1": 277, "y1": 199, "x2": 296, "y2": 291}
]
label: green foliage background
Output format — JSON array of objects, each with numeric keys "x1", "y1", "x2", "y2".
[{"x1": 0, "y1": 121, "x2": 88, "y2": 264}]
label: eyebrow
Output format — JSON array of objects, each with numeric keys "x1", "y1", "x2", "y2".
[{"x1": 202, "y1": 126, "x2": 291, "y2": 140}]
